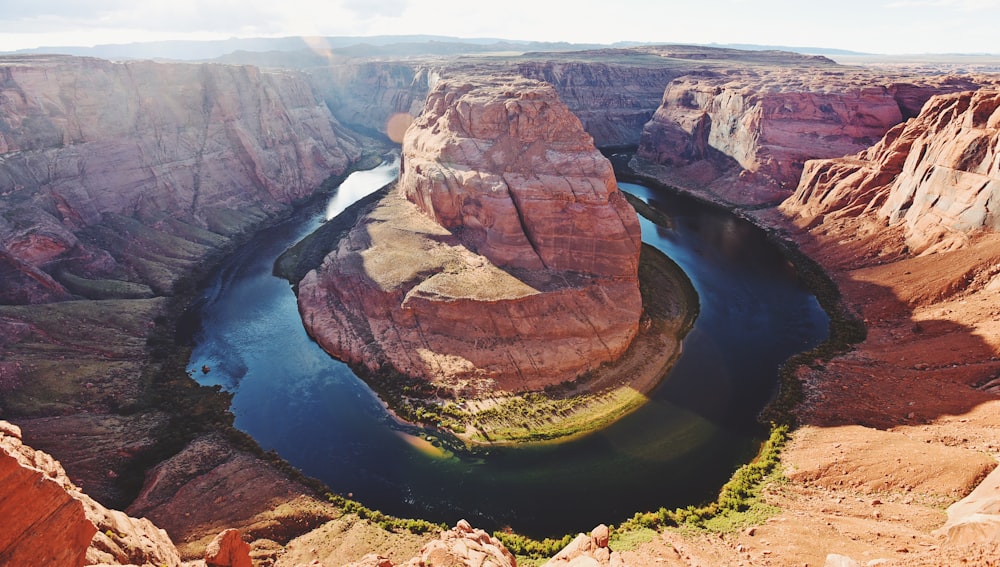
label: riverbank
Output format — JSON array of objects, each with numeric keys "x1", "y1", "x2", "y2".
[
  {"x1": 277, "y1": 174, "x2": 699, "y2": 446},
  {"x1": 612, "y1": 154, "x2": 1000, "y2": 567},
  {"x1": 411, "y1": 243, "x2": 698, "y2": 446}
]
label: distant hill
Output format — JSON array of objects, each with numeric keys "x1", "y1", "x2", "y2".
[
  {"x1": 5, "y1": 35, "x2": 634, "y2": 61},
  {"x1": 2, "y1": 34, "x2": 888, "y2": 62},
  {"x1": 702, "y1": 43, "x2": 871, "y2": 56}
]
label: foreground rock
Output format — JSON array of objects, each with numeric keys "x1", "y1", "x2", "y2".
[
  {"x1": 0, "y1": 420, "x2": 181, "y2": 566},
  {"x1": 544, "y1": 524, "x2": 622, "y2": 567},
  {"x1": 297, "y1": 76, "x2": 642, "y2": 393}
]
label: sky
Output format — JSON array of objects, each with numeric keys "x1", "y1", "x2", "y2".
[{"x1": 0, "y1": 0, "x2": 997, "y2": 55}]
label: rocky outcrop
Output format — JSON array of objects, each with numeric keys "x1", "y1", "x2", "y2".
[
  {"x1": 205, "y1": 528, "x2": 253, "y2": 567},
  {"x1": 0, "y1": 420, "x2": 181, "y2": 567},
  {"x1": 784, "y1": 89, "x2": 1000, "y2": 253},
  {"x1": 544, "y1": 524, "x2": 623, "y2": 567},
  {"x1": 934, "y1": 462, "x2": 1000, "y2": 547},
  {"x1": 296, "y1": 76, "x2": 642, "y2": 392},
  {"x1": 0, "y1": 54, "x2": 362, "y2": 301},
  {"x1": 0, "y1": 421, "x2": 95, "y2": 567},
  {"x1": 637, "y1": 69, "x2": 983, "y2": 204},
  {"x1": 343, "y1": 520, "x2": 515, "y2": 567},
  {"x1": 510, "y1": 59, "x2": 682, "y2": 147},
  {"x1": 310, "y1": 54, "x2": 681, "y2": 149}
]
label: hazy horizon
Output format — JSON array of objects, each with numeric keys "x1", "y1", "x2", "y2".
[{"x1": 1, "y1": 0, "x2": 998, "y2": 57}]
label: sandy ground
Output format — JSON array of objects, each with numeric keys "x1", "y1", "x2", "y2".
[{"x1": 613, "y1": 205, "x2": 1000, "y2": 565}]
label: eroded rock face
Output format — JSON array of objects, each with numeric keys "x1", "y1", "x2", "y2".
[
  {"x1": 399, "y1": 77, "x2": 641, "y2": 277},
  {"x1": 0, "y1": 420, "x2": 181, "y2": 567},
  {"x1": 0, "y1": 421, "x2": 94, "y2": 567},
  {"x1": 784, "y1": 90, "x2": 1000, "y2": 253},
  {"x1": 637, "y1": 69, "x2": 983, "y2": 204},
  {"x1": 544, "y1": 524, "x2": 623, "y2": 567},
  {"x1": 0, "y1": 54, "x2": 362, "y2": 301},
  {"x1": 297, "y1": 76, "x2": 642, "y2": 392}
]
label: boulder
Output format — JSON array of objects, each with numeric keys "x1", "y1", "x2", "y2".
[{"x1": 205, "y1": 528, "x2": 253, "y2": 567}]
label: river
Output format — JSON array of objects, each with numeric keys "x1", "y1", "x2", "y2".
[{"x1": 186, "y1": 158, "x2": 829, "y2": 537}]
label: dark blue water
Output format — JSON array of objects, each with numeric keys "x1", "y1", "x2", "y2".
[{"x1": 187, "y1": 161, "x2": 828, "y2": 538}]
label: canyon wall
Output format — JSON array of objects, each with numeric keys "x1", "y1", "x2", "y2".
[
  {"x1": 637, "y1": 68, "x2": 983, "y2": 204},
  {"x1": 0, "y1": 54, "x2": 363, "y2": 301},
  {"x1": 296, "y1": 76, "x2": 642, "y2": 392},
  {"x1": 784, "y1": 89, "x2": 1000, "y2": 253},
  {"x1": 310, "y1": 56, "x2": 681, "y2": 148}
]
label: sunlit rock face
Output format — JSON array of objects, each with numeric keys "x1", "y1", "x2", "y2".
[
  {"x1": 0, "y1": 54, "x2": 362, "y2": 301},
  {"x1": 0, "y1": 421, "x2": 182, "y2": 567},
  {"x1": 297, "y1": 76, "x2": 643, "y2": 393},
  {"x1": 784, "y1": 89, "x2": 1000, "y2": 253},
  {"x1": 636, "y1": 67, "x2": 983, "y2": 204}
]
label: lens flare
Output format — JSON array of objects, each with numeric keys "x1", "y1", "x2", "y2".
[{"x1": 386, "y1": 112, "x2": 414, "y2": 144}]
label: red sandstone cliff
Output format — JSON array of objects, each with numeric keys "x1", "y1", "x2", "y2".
[
  {"x1": 0, "y1": 54, "x2": 362, "y2": 302},
  {"x1": 0, "y1": 420, "x2": 182, "y2": 566},
  {"x1": 310, "y1": 54, "x2": 681, "y2": 150},
  {"x1": 297, "y1": 76, "x2": 642, "y2": 392},
  {"x1": 784, "y1": 89, "x2": 1000, "y2": 253},
  {"x1": 637, "y1": 69, "x2": 982, "y2": 205}
]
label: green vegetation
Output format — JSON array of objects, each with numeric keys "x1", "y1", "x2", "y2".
[
  {"x1": 326, "y1": 493, "x2": 444, "y2": 534},
  {"x1": 493, "y1": 531, "x2": 576, "y2": 559},
  {"x1": 346, "y1": 243, "x2": 698, "y2": 446},
  {"x1": 608, "y1": 526, "x2": 657, "y2": 551},
  {"x1": 55, "y1": 270, "x2": 154, "y2": 300},
  {"x1": 617, "y1": 424, "x2": 788, "y2": 533}
]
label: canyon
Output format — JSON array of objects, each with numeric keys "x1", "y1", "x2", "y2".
[{"x1": 1, "y1": 42, "x2": 1000, "y2": 567}]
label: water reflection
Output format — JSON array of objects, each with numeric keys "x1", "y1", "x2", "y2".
[{"x1": 187, "y1": 168, "x2": 829, "y2": 537}]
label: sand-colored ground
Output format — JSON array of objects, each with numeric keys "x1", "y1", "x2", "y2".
[{"x1": 611, "y1": 198, "x2": 1000, "y2": 565}]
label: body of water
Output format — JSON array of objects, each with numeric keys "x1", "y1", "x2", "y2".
[{"x1": 187, "y1": 160, "x2": 828, "y2": 537}]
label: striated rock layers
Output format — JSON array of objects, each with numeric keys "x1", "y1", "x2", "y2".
[
  {"x1": 637, "y1": 69, "x2": 982, "y2": 204},
  {"x1": 297, "y1": 77, "x2": 642, "y2": 392},
  {"x1": 0, "y1": 54, "x2": 362, "y2": 302},
  {"x1": 784, "y1": 89, "x2": 1000, "y2": 253},
  {"x1": 0, "y1": 420, "x2": 181, "y2": 567}
]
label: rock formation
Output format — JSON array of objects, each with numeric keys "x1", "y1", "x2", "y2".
[
  {"x1": 637, "y1": 68, "x2": 983, "y2": 204},
  {"x1": 543, "y1": 524, "x2": 623, "y2": 567},
  {"x1": 0, "y1": 54, "x2": 362, "y2": 301},
  {"x1": 934, "y1": 464, "x2": 1000, "y2": 547},
  {"x1": 786, "y1": 89, "x2": 1000, "y2": 253},
  {"x1": 343, "y1": 520, "x2": 515, "y2": 567},
  {"x1": 205, "y1": 528, "x2": 254, "y2": 567},
  {"x1": 0, "y1": 420, "x2": 181, "y2": 566},
  {"x1": 296, "y1": 76, "x2": 642, "y2": 392},
  {"x1": 310, "y1": 55, "x2": 681, "y2": 150}
]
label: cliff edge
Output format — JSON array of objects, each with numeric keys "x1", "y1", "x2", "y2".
[{"x1": 296, "y1": 76, "x2": 643, "y2": 396}]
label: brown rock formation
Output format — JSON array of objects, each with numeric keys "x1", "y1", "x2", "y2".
[
  {"x1": 0, "y1": 420, "x2": 181, "y2": 567},
  {"x1": 205, "y1": 528, "x2": 253, "y2": 567},
  {"x1": 297, "y1": 76, "x2": 642, "y2": 392},
  {"x1": 544, "y1": 524, "x2": 623, "y2": 567},
  {"x1": 341, "y1": 520, "x2": 516, "y2": 567},
  {"x1": 935, "y1": 464, "x2": 1000, "y2": 547},
  {"x1": 786, "y1": 89, "x2": 1000, "y2": 253},
  {"x1": 311, "y1": 55, "x2": 681, "y2": 150},
  {"x1": 0, "y1": 54, "x2": 362, "y2": 300},
  {"x1": 0, "y1": 421, "x2": 95, "y2": 567},
  {"x1": 637, "y1": 68, "x2": 983, "y2": 205}
]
